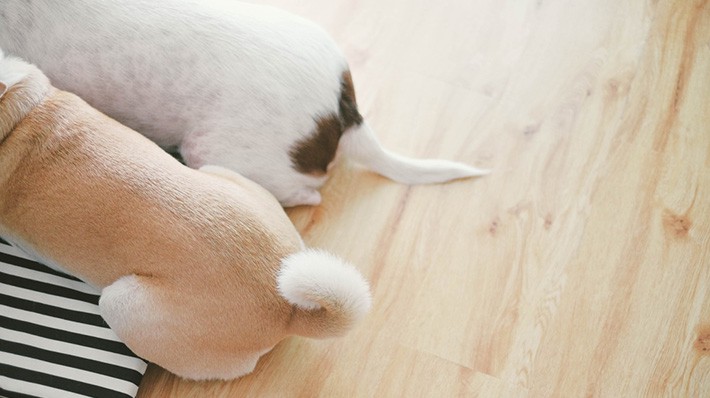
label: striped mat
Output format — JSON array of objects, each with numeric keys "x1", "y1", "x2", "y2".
[{"x1": 0, "y1": 238, "x2": 147, "y2": 398}]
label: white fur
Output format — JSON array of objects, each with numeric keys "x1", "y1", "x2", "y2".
[
  {"x1": 341, "y1": 123, "x2": 490, "y2": 183},
  {"x1": 0, "y1": 51, "x2": 33, "y2": 92},
  {"x1": 278, "y1": 249, "x2": 372, "y2": 322},
  {"x1": 0, "y1": 0, "x2": 487, "y2": 207}
]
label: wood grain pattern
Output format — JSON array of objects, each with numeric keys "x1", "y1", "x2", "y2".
[{"x1": 137, "y1": 0, "x2": 710, "y2": 396}]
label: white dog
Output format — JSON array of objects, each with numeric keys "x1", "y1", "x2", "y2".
[{"x1": 0, "y1": 0, "x2": 487, "y2": 207}]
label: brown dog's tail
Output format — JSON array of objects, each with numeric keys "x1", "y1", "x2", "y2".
[{"x1": 277, "y1": 249, "x2": 372, "y2": 339}]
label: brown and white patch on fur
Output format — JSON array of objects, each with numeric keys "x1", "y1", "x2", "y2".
[
  {"x1": 289, "y1": 70, "x2": 363, "y2": 174},
  {"x1": 290, "y1": 114, "x2": 342, "y2": 175},
  {"x1": 338, "y1": 70, "x2": 363, "y2": 129},
  {"x1": 0, "y1": 61, "x2": 51, "y2": 142}
]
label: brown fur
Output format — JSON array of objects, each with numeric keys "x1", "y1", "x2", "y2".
[
  {"x1": 339, "y1": 70, "x2": 363, "y2": 129},
  {"x1": 289, "y1": 70, "x2": 363, "y2": 174},
  {"x1": 289, "y1": 113, "x2": 342, "y2": 174},
  {"x1": 0, "y1": 65, "x2": 317, "y2": 379}
]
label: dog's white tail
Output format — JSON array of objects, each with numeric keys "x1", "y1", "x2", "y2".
[
  {"x1": 339, "y1": 122, "x2": 489, "y2": 184},
  {"x1": 277, "y1": 249, "x2": 372, "y2": 339}
]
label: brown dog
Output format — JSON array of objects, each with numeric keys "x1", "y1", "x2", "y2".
[{"x1": 0, "y1": 53, "x2": 371, "y2": 380}]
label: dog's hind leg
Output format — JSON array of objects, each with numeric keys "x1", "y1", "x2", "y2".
[
  {"x1": 99, "y1": 275, "x2": 271, "y2": 380},
  {"x1": 199, "y1": 164, "x2": 272, "y2": 193},
  {"x1": 99, "y1": 275, "x2": 202, "y2": 378},
  {"x1": 182, "y1": 129, "x2": 327, "y2": 207},
  {"x1": 99, "y1": 275, "x2": 171, "y2": 359},
  {"x1": 199, "y1": 164, "x2": 322, "y2": 213}
]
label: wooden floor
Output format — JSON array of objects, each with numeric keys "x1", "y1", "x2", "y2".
[{"x1": 137, "y1": 0, "x2": 710, "y2": 396}]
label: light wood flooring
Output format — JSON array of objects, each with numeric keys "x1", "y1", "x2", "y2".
[{"x1": 138, "y1": 0, "x2": 710, "y2": 396}]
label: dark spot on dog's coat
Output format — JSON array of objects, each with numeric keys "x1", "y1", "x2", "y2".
[
  {"x1": 290, "y1": 114, "x2": 342, "y2": 174},
  {"x1": 339, "y1": 70, "x2": 363, "y2": 129},
  {"x1": 290, "y1": 70, "x2": 363, "y2": 174}
]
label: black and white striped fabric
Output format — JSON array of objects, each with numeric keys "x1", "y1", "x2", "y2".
[{"x1": 0, "y1": 238, "x2": 147, "y2": 398}]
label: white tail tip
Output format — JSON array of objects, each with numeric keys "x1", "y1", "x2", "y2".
[{"x1": 278, "y1": 249, "x2": 372, "y2": 322}]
